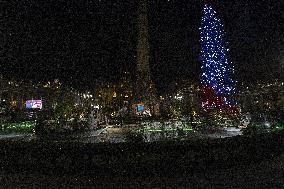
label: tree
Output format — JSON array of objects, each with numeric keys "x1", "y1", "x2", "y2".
[
  {"x1": 200, "y1": 4, "x2": 237, "y2": 116},
  {"x1": 54, "y1": 101, "x2": 73, "y2": 119}
]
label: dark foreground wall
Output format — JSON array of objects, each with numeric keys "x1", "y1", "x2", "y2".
[{"x1": 0, "y1": 132, "x2": 283, "y2": 175}]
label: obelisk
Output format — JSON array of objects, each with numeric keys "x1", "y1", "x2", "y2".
[
  {"x1": 135, "y1": 0, "x2": 159, "y2": 115},
  {"x1": 137, "y1": 0, "x2": 150, "y2": 79}
]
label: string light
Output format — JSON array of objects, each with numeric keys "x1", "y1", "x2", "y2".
[{"x1": 200, "y1": 4, "x2": 237, "y2": 112}]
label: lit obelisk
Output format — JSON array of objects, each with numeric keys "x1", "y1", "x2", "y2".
[
  {"x1": 137, "y1": 0, "x2": 150, "y2": 79},
  {"x1": 135, "y1": 0, "x2": 159, "y2": 116}
]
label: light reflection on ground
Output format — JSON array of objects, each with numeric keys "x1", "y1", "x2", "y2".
[{"x1": 0, "y1": 125, "x2": 242, "y2": 143}]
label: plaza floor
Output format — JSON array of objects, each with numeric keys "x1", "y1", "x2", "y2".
[{"x1": 0, "y1": 125, "x2": 242, "y2": 143}]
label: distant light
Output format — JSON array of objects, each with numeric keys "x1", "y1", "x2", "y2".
[
  {"x1": 94, "y1": 105, "x2": 99, "y2": 109},
  {"x1": 264, "y1": 122, "x2": 270, "y2": 128},
  {"x1": 174, "y1": 93, "x2": 183, "y2": 100}
]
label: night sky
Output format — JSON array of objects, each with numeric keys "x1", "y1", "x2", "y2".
[{"x1": 1, "y1": 0, "x2": 283, "y2": 92}]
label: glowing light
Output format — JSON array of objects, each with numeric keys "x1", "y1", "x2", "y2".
[
  {"x1": 94, "y1": 105, "x2": 100, "y2": 109},
  {"x1": 200, "y1": 4, "x2": 237, "y2": 112},
  {"x1": 174, "y1": 93, "x2": 183, "y2": 100},
  {"x1": 4, "y1": 121, "x2": 36, "y2": 130}
]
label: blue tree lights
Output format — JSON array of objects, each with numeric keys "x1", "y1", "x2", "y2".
[{"x1": 200, "y1": 4, "x2": 237, "y2": 113}]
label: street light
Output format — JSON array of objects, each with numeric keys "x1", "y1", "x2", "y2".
[{"x1": 174, "y1": 93, "x2": 183, "y2": 100}]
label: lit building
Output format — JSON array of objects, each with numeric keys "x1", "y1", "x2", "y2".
[{"x1": 238, "y1": 81, "x2": 284, "y2": 122}]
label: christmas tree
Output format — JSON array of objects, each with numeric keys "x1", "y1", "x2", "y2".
[{"x1": 199, "y1": 4, "x2": 237, "y2": 114}]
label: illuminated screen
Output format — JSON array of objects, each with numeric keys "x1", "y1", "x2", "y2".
[
  {"x1": 26, "y1": 100, "x2": 43, "y2": 109},
  {"x1": 136, "y1": 104, "x2": 144, "y2": 112}
]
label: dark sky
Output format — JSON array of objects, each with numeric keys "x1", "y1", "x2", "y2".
[{"x1": 1, "y1": 0, "x2": 283, "y2": 92}]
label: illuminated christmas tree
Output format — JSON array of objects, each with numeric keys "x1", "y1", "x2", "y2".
[{"x1": 200, "y1": 4, "x2": 237, "y2": 114}]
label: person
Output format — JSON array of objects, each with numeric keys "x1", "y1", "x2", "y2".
[
  {"x1": 177, "y1": 127, "x2": 185, "y2": 137},
  {"x1": 117, "y1": 107, "x2": 128, "y2": 126},
  {"x1": 35, "y1": 118, "x2": 44, "y2": 138},
  {"x1": 73, "y1": 114, "x2": 80, "y2": 131},
  {"x1": 105, "y1": 115, "x2": 109, "y2": 126}
]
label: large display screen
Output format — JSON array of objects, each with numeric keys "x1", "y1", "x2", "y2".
[
  {"x1": 26, "y1": 100, "x2": 43, "y2": 109},
  {"x1": 136, "y1": 104, "x2": 144, "y2": 112}
]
